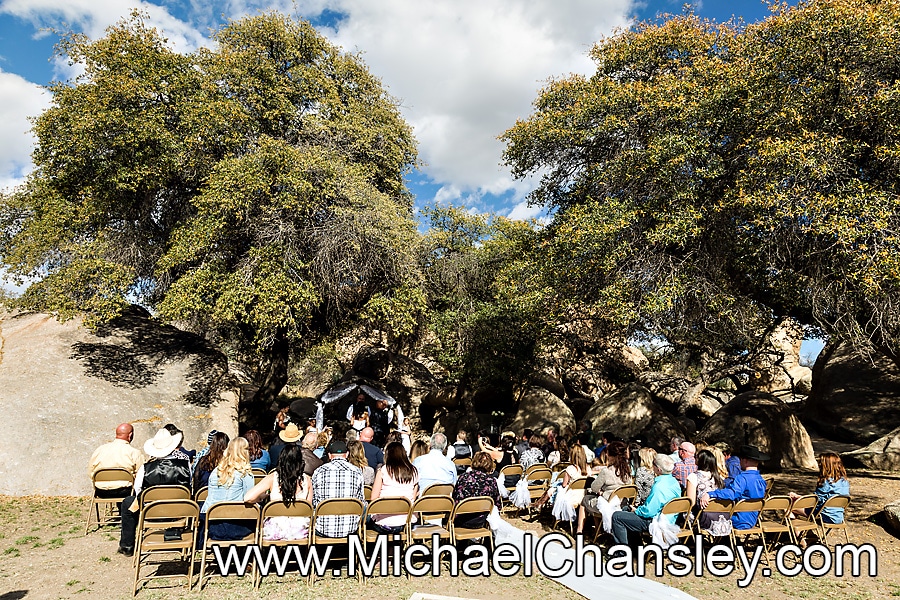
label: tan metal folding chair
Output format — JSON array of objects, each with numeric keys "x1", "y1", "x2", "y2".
[
  {"x1": 194, "y1": 486, "x2": 208, "y2": 504},
  {"x1": 552, "y1": 477, "x2": 588, "y2": 535},
  {"x1": 451, "y1": 496, "x2": 495, "y2": 553},
  {"x1": 524, "y1": 467, "x2": 552, "y2": 518},
  {"x1": 694, "y1": 498, "x2": 734, "y2": 540},
  {"x1": 661, "y1": 496, "x2": 694, "y2": 544},
  {"x1": 363, "y1": 497, "x2": 412, "y2": 578},
  {"x1": 760, "y1": 495, "x2": 794, "y2": 556},
  {"x1": 524, "y1": 463, "x2": 549, "y2": 478},
  {"x1": 730, "y1": 499, "x2": 768, "y2": 566},
  {"x1": 422, "y1": 483, "x2": 454, "y2": 497},
  {"x1": 132, "y1": 485, "x2": 193, "y2": 568},
  {"x1": 552, "y1": 461, "x2": 571, "y2": 474},
  {"x1": 815, "y1": 495, "x2": 851, "y2": 545},
  {"x1": 498, "y1": 464, "x2": 523, "y2": 512},
  {"x1": 788, "y1": 494, "x2": 819, "y2": 545},
  {"x1": 198, "y1": 502, "x2": 261, "y2": 590},
  {"x1": 131, "y1": 499, "x2": 199, "y2": 596},
  {"x1": 254, "y1": 499, "x2": 313, "y2": 589},
  {"x1": 85, "y1": 468, "x2": 134, "y2": 535},
  {"x1": 252, "y1": 469, "x2": 268, "y2": 485},
  {"x1": 452, "y1": 457, "x2": 472, "y2": 470},
  {"x1": 591, "y1": 485, "x2": 638, "y2": 544},
  {"x1": 310, "y1": 498, "x2": 365, "y2": 583},
  {"x1": 364, "y1": 485, "x2": 372, "y2": 501}
]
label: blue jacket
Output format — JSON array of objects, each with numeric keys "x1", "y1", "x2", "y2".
[
  {"x1": 708, "y1": 468, "x2": 766, "y2": 529},
  {"x1": 635, "y1": 474, "x2": 681, "y2": 524},
  {"x1": 816, "y1": 478, "x2": 849, "y2": 523}
]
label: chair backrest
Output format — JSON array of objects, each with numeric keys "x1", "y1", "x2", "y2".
[
  {"x1": 453, "y1": 496, "x2": 495, "y2": 519},
  {"x1": 567, "y1": 477, "x2": 589, "y2": 492},
  {"x1": 139, "y1": 485, "x2": 191, "y2": 505},
  {"x1": 252, "y1": 468, "x2": 268, "y2": 476},
  {"x1": 411, "y1": 495, "x2": 454, "y2": 516},
  {"x1": 818, "y1": 495, "x2": 850, "y2": 511},
  {"x1": 366, "y1": 497, "x2": 412, "y2": 520},
  {"x1": 92, "y1": 468, "x2": 135, "y2": 486},
  {"x1": 205, "y1": 501, "x2": 260, "y2": 523},
  {"x1": 194, "y1": 487, "x2": 209, "y2": 503},
  {"x1": 763, "y1": 476, "x2": 775, "y2": 497},
  {"x1": 499, "y1": 464, "x2": 523, "y2": 477},
  {"x1": 526, "y1": 467, "x2": 552, "y2": 484},
  {"x1": 703, "y1": 498, "x2": 733, "y2": 513},
  {"x1": 452, "y1": 457, "x2": 472, "y2": 467},
  {"x1": 261, "y1": 499, "x2": 314, "y2": 520},
  {"x1": 552, "y1": 461, "x2": 571, "y2": 473},
  {"x1": 662, "y1": 497, "x2": 693, "y2": 515},
  {"x1": 609, "y1": 485, "x2": 638, "y2": 502},
  {"x1": 762, "y1": 495, "x2": 792, "y2": 513},
  {"x1": 790, "y1": 494, "x2": 818, "y2": 514},
  {"x1": 364, "y1": 485, "x2": 372, "y2": 501},
  {"x1": 422, "y1": 483, "x2": 454, "y2": 497},
  {"x1": 141, "y1": 499, "x2": 200, "y2": 523},
  {"x1": 731, "y1": 498, "x2": 764, "y2": 526},
  {"x1": 524, "y1": 463, "x2": 549, "y2": 477},
  {"x1": 314, "y1": 497, "x2": 365, "y2": 517}
]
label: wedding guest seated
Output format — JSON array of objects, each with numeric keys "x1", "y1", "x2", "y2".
[
  {"x1": 452, "y1": 452, "x2": 501, "y2": 528},
  {"x1": 611, "y1": 454, "x2": 680, "y2": 547},
  {"x1": 686, "y1": 449, "x2": 726, "y2": 529},
  {"x1": 192, "y1": 432, "x2": 229, "y2": 494},
  {"x1": 368, "y1": 442, "x2": 419, "y2": 533},
  {"x1": 672, "y1": 442, "x2": 697, "y2": 489},
  {"x1": 631, "y1": 445, "x2": 657, "y2": 507},
  {"x1": 118, "y1": 428, "x2": 191, "y2": 556},
  {"x1": 199, "y1": 437, "x2": 255, "y2": 545},
  {"x1": 311, "y1": 440, "x2": 365, "y2": 538},
  {"x1": 348, "y1": 440, "x2": 375, "y2": 486},
  {"x1": 245, "y1": 430, "x2": 270, "y2": 471},
  {"x1": 89, "y1": 423, "x2": 144, "y2": 498},
  {"x1": 413, "y1": 433, "x2": 457, "y2": 493},
  {"x1": 791, "y1": 452, "x2": 850, "y2": 525},
  {"x1": 300, "y1": 431, "x2": 325, "y2": 476},
  {"x1": 245, "y1": 444, "x2": 312, "y2": 540},
  {"x1": 575, "y1": 440, "x2": 632, "y2": 535},
  {"x1": 518, "y1": 434, "x2": 545, "y2": 470},
  {"x1": 700, "y1": 445, "x2": 768, "y2": 530}
]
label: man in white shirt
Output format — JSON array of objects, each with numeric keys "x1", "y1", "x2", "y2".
[{"x1": 412, "y1": 432, "x2": 457, "y2": 493}]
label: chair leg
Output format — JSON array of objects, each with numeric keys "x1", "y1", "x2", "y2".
[{"x1": 84, "y1": 499, "x2": 97, "y2": 536}]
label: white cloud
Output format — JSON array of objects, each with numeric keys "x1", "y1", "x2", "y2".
[
  {"x1": 319, "y1": 0, "x2": 634, "y2": 206},
  {"x1": 0, "y1": 69, "x2": 51, "y2": 192},
  {"x1": 507, "y1": 200, "x2": 547, "y2": 222}
]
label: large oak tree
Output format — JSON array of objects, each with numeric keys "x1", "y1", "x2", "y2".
[{"x1": 0, "y1": 13, "x2": 420, "y2": 410}]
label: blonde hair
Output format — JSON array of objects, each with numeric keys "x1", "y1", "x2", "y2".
[
  {"x1": 638, "y1": 447, "x2": 657, "y2": 471},
  {"x1": 708, "y1": 446, "x2": 729, "y2": 479},
  {"x1": 216, "y1": 437, "x2": 251, "y2": 487},
  {"x1": 347, "y1": 441, "x2": 368, "y2": 471}
]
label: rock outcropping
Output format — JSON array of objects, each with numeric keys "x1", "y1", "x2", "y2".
[
  {"x1": 698, "y1": 391, "x2": 817, "y2": 470},
  {"x1": 805, "y1": 342, "x2": 900, "y2": 444},
  {"x1": 843, "y1": 426, "x2": 900, "y2": 471},
  {"x1": 583, "y1": 383, "x2": 687, "y2": 449},
  {"x1": 0, "y1": 310, "x2": 238, "y2": 495}
]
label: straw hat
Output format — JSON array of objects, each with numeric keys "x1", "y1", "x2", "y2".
[
  {"x1": 279, "y1": 423, "x2": 302, "y2": 443},
  {"x1": 144, "y1": 428, "x2": 183, "y2": 458}
]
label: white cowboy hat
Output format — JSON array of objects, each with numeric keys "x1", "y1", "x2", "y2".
[{"x1": 144, "y1": 428, "x2": 183, "y2": 458}]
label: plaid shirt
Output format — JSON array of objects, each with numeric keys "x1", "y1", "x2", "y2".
[
  {"x1": 672, "y1": 456, "x2": 697, "y2": 489},
  {"x1": 311, "y1": 457, "x2": 364, "y2": 537}
]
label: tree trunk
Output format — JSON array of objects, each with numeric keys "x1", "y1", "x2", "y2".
[{"x1": 243, "y1": 329, "x2": 290, "y2": 431}]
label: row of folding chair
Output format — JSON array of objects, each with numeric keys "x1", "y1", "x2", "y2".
[{"x1": 129, "y1": 483, "x2": 496, "y2": 595}]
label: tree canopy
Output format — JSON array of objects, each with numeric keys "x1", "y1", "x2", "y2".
[
  {"x1": 502, "y1": 0, "x2": 900, "y2": 366},
  {"x1": 0, "y1": 12, "x2": 419, "y2": 407}
]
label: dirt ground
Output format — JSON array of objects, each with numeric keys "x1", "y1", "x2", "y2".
[{"x1": 0, "y1": 468, "x2": 897, "y2": 600}]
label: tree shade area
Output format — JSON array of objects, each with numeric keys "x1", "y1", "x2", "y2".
[{"x1": 2, "y1": 0, "x2": 900, "y2": 412}]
